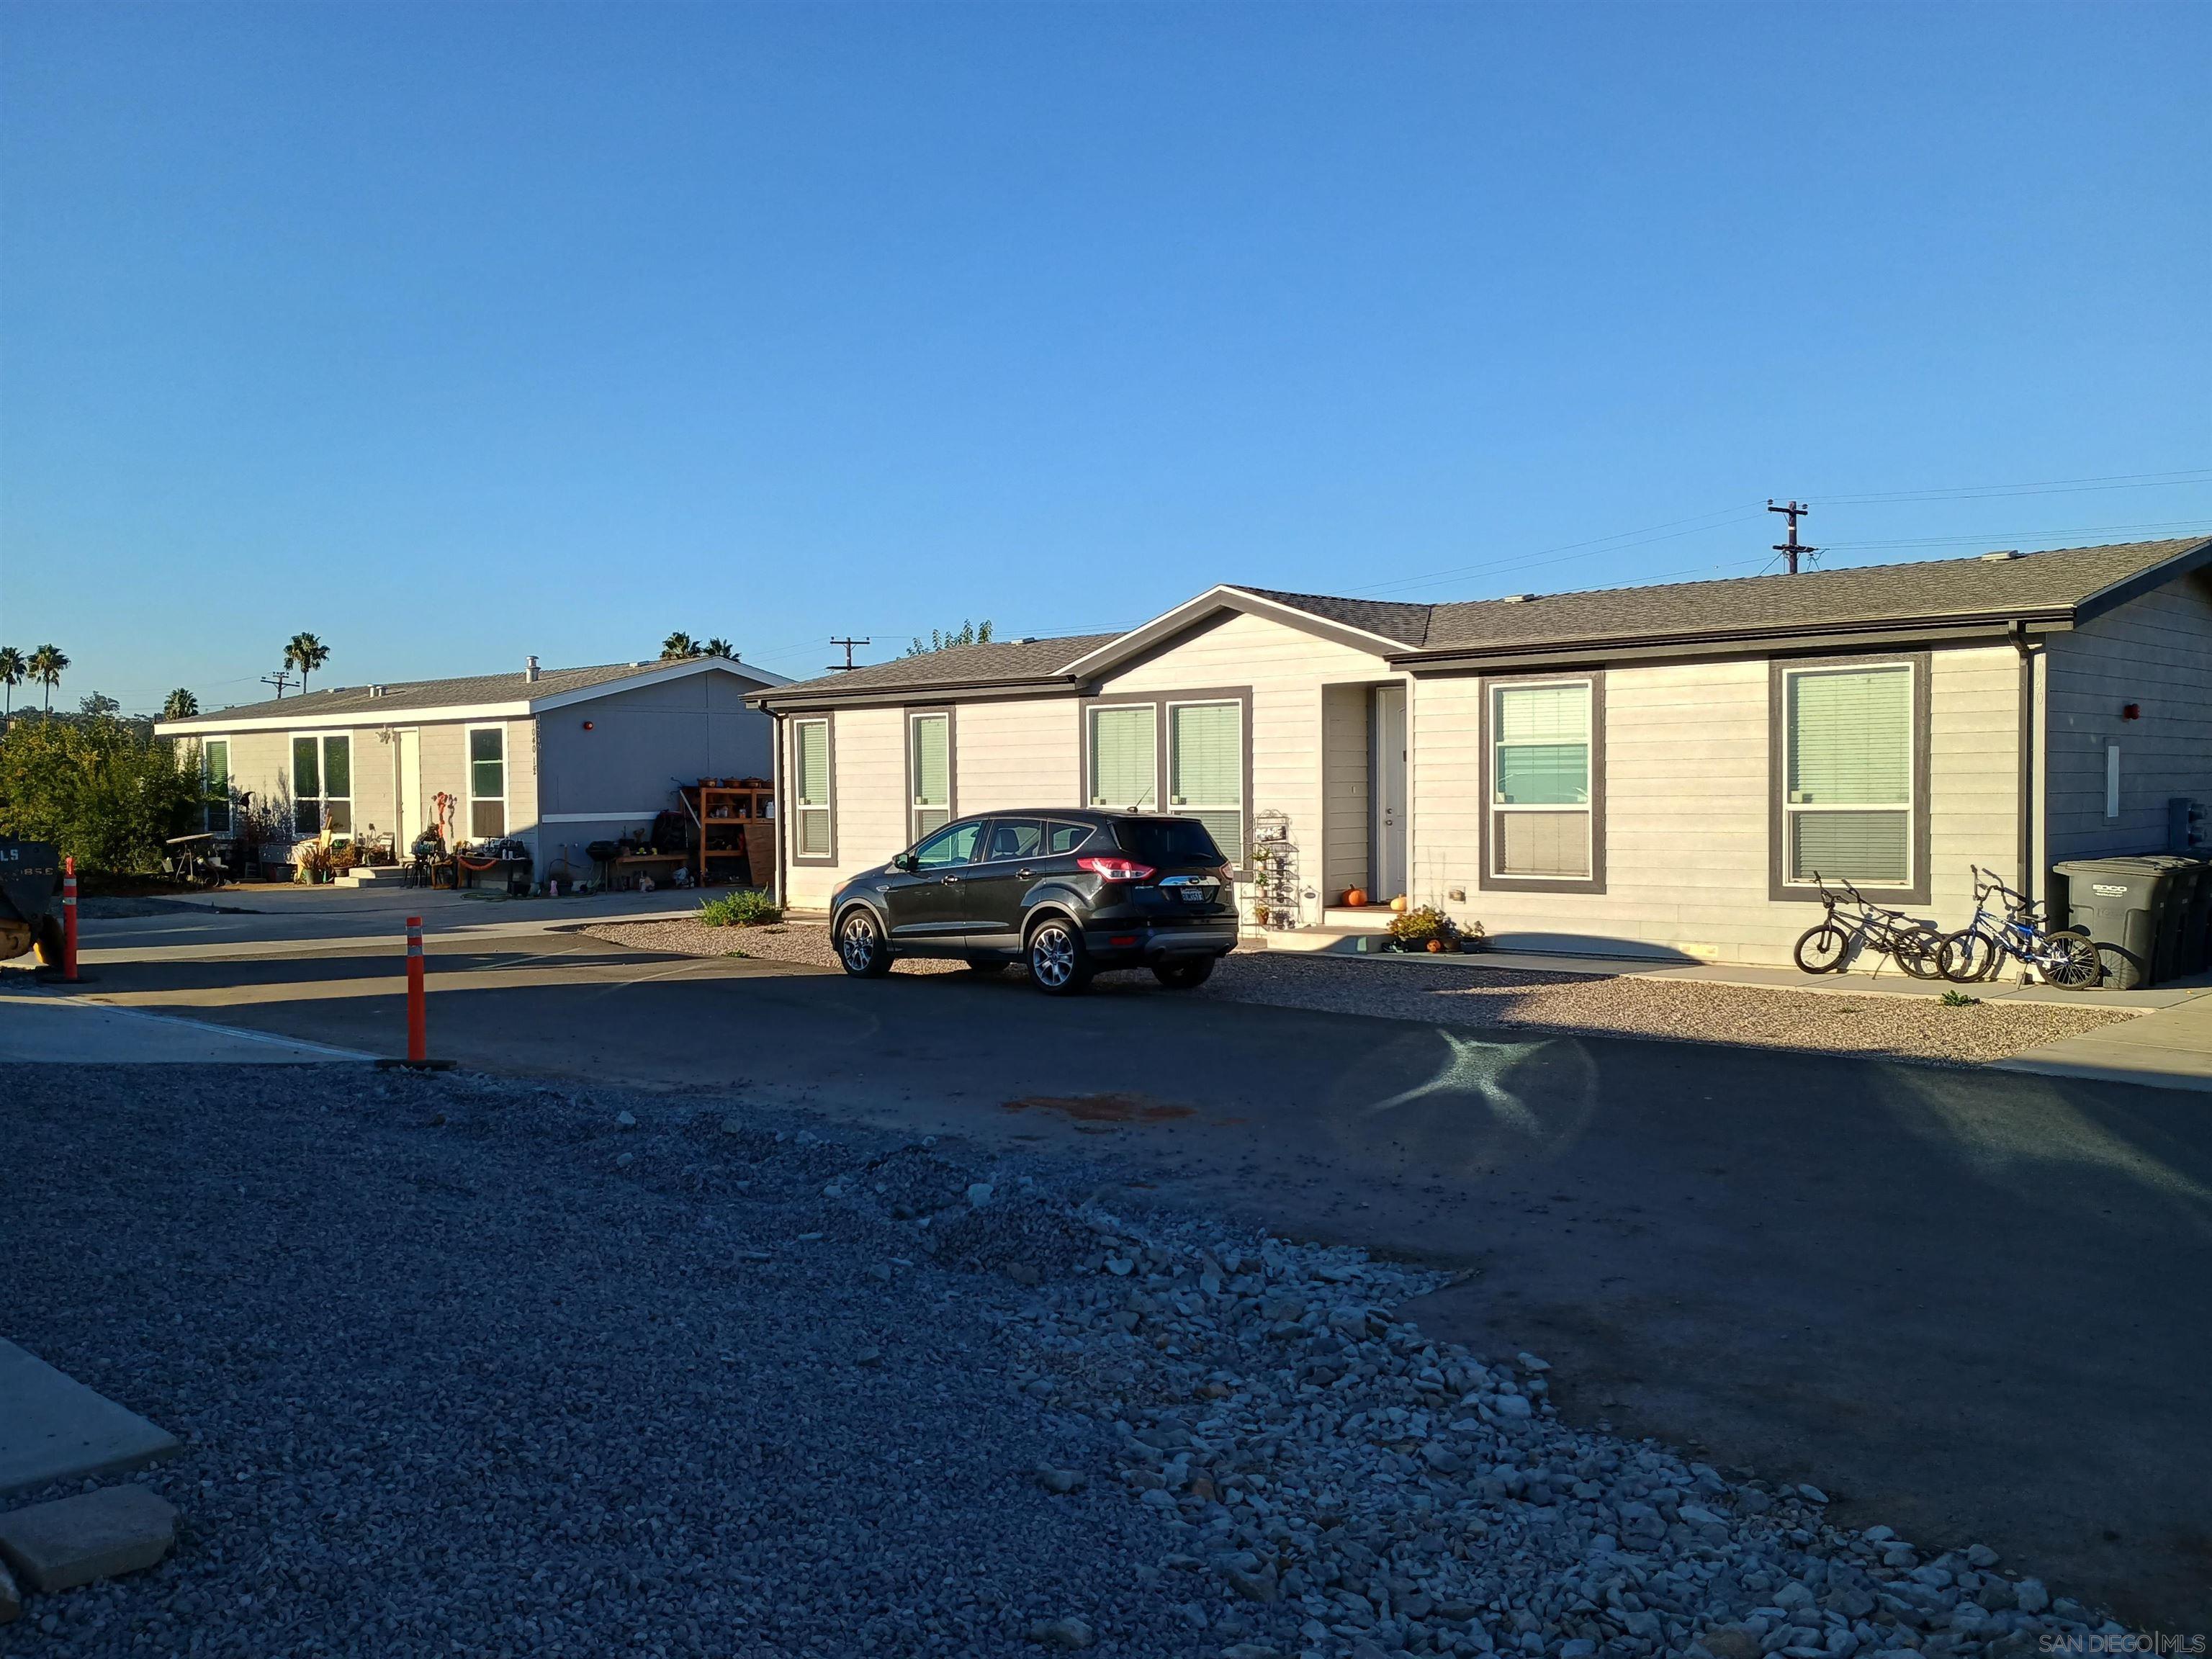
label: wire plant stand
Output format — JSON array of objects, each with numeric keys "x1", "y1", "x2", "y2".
[{"x1": 1248, "y1": 809, "x2": 1301, "y2": 931}]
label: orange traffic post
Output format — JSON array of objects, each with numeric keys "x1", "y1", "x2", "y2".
[
  {"x1": 62, "y1": 855, "x2": 79, "y2": 983},
  {"x1": 405, "y1": 914, "x2": 428, "y2": 1064}
]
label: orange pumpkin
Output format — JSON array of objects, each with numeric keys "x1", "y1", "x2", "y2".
[
  {"x1": 1426, "y1": 938, "x2": 1446, "y2": 953},
  {"x1": 1341, "y1": 887, "x2": 1369, "y2": 909}
]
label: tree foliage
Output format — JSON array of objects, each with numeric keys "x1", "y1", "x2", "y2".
[
  {"x1": 163, "y1": 688, "x2": 201, "y2": 720},
  {"x1": 27, "y1": 644, "x2": 68, "y2": 714},
  {"x1": 285, "y1": 632, "x2": 330, "y2": 691},
  {"x1": 661, "y1": 631, "x2": 701, "y2": 660},
  {"x1": 904, "y1": 620, "x2": 994, "y2": 657},
  {"x1": 0, "y1": 717, "x2": 207, "y2": 873}
]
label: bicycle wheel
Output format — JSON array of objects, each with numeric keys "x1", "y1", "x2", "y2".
[
  {"x1": 1937, "y1": 930, "x2": 1998, "y2": 983},
  {"x1": 2040, "y1": 929, "x2": 2103, "y2": 989},
  {"x1": 1892, "y1": 927, "x2": 1943, "y2": 980},
  {"x1": 1794, "y1": 923, "x2": 1849, "y2": 974}
]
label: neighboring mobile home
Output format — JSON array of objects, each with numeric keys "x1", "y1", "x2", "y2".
[
  {"x1": 156, "y1": 655, "x2": 788, "y2": 880},
  {"x1": 748, "y1": 537, "x2": 2212, "y2": 966}
]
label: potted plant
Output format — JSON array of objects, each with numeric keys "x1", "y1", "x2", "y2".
[{"x1": 1386, "y1": 903, "x2": 1457, "y2": 953}]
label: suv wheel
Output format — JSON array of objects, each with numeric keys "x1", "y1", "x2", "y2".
[
  {"x1": 1151, "y1": 956, "x2": 1215, "y2": 990},
  {"x1": 1027, "y1": 919, "x2": 1092, "y2": 995},
  {"x1": 837, "y1": 909, "x2": 893, "y2": 979}
]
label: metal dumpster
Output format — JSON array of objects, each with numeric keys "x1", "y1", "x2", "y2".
[{"x1": 2051, "y1": 856, "x2": 2177, "y2": 989}]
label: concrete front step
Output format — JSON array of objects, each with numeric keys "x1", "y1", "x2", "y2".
[{"x1": 338, "y1": 864, "x2": 412, "y2": 886}]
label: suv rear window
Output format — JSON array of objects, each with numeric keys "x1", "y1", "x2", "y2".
[{"x1": 1113, "y1": 818, "x2": 1225, "y2": 866}]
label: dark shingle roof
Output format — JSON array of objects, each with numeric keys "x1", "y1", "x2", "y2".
[
  {"x1": 1408, "y1": 537, "x2": 2211, "y2": 655},
  {"x1": 161, "y1": 660, "x2": 760, "y2": 728},
  {"x1": 1245, "y1": 538, "x2": 2211, "y2": 657},
  {"x1": 761, "y1": 634, "x2": 1123, "y2": 701},
  {"x1": 755, "y1": 537, "x2": 2210, "y2": 704}
]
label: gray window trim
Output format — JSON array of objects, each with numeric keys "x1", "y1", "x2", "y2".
[
  {"x1": 790, "y1": 715, "x2": 837, "y2": 866},
  {"x1": 1768, "y1": 651, "x2": 1931, "y2": 906},
  {"x1": 903, "y1": 706, "x2": 957, "y2": 850},
  {"x1": 1478, "y1": 671, "x2": 1607, "y2": 895},
  {"x1": 1078, "y1": 686, "x2": 1255, "y2": 874}
]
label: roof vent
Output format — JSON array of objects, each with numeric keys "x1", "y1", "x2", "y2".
[
  {"x1": 1979, "y1": 549, "x2": 2023, "y2": 562},
  {"x1": 525, "y1": 655, "x2": 540, "y2": 683},
  {"x1": 1017, "y1": 635, "x2": 1038, "y2": 644},
  {"x1": 369, "y1": 685, "x2": 387, "y2": 698},
  {"x1": 1499, "y1": 593, "x2": 1539, "y2": 604}
]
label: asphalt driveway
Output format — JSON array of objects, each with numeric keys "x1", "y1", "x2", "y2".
[{"x1": 19, "y1": 925, "x2": 2212, "y2": 1628}]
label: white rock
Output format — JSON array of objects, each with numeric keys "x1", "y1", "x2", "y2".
[
  {"x1": 967, "y1": 1182, "x2": 995, "y2": 1208},
  {"x1": 614, "y1": 1110, "x2": 637, "y2": 1128},
  {"x1": 1030, "y1": 1615, "x2": 1093, "y2": 1649},
  {"x1": 2015, "y1": 1580, "x2": 2049, "y2": 1614}
]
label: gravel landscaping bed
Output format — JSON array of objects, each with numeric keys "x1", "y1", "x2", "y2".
[
  {"x1": 585, "y1": 919, "x2": 2135, "y2": 1066},
  {"x1": 2, "y1": 1066, "x2": 2138, "y2": 1658}
]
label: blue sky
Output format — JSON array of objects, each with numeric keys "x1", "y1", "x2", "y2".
[{"x1": 2, "y1": 3, "x2": 2207, "y2": 711}]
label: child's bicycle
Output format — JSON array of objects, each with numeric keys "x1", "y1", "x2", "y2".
[
  {"x1": 1937, "y1": 866, "x2": 2103, "y2": 988},
  {"x1": 1792, "y1": 874, "x2": 1944, "y2": 978}
]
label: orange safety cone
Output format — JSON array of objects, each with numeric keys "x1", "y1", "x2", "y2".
[{"x1": 378, "y1": 914, "x2": 454, "y2": 1070}]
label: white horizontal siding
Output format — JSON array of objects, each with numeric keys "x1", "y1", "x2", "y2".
[
  {"x1": 1413, "y1": 649, "x2": 2025, "y2": 966},
  {"x1": 1100, "y1": 610, "x2": 1399, "y2": 923},
  {"x1": 956, "y1": 698, "x2": 1080, "y2": 817}
]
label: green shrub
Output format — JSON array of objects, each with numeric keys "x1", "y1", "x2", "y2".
[
  {"x1": 0, "y1": 718, "x2": 206, "y2": 873},
  {"x1": 1386, "y1": 903, "x2": 1459, "y2": 949},
  {"x1": 698, "y1": 889, "x2": 782, "y2": 927},
  {"x1": 1938, "y1": 989, "x2": 1980, "y2": 1007}
]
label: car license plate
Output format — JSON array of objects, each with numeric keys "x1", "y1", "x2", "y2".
[{"x1": 1181, "y1": 886, "x2": 1210, "y2": 903}]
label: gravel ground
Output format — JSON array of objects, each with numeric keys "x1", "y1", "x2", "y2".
[
  {"x1": 585, "y1": 919, "x2": 2135, "y2": 1066},
  {"x1": 0, "y1": 1066, "x2": 2135, "y2": 1658}
]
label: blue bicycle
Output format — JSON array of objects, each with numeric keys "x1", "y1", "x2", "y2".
[{"x1": 1938, "y1": 866, "x2": 2101, "y2": 988}]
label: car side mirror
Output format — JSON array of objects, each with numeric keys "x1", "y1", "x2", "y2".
[{"x1": 891, "y1": 853, "x2": 917, "y2": 873}]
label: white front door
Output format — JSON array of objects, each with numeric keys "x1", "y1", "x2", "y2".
[
  {"x1": 1372, "y1": 685, "x2": 1408, "y2": 901},
  {"x1": 395, "y1": 729, "x2": 423, "y2": 850}
]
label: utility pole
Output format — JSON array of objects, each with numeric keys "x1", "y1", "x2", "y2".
[
  {"x1": 1768, "y1": 500, "x2": 1817, "y2": 575},
  {"x1": 828, "y1": 637, "x2": 871, "y2": 673},
  {"x1": 261, "y1": 669, "x2": 297, "y2": 699}
]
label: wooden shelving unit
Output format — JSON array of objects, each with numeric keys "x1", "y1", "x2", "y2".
[{"x1": 682, "y1": 778, "x2": 775, "y2": 887}]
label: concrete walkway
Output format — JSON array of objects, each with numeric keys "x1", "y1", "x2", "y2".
[
  {"x1": 1996, "y1": 990, "x2": 2212, "y2": 1093},
  {"x1": 1269, "y1": 935, "x2": 2210, "y2": 1012},
  {"x1": 0, "y1": 1340, "x2": 179, "y2": 1496},
  {"x1": 0, "y1": 986, "x2": 374, "y2": 1064}
]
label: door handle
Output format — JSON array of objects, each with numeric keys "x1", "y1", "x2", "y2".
[
  {"x1": 940, "y1": 874, "x2": 961, "y2": 884},
  {"x1": 1016, "y1": 868, "x2": 1035, "y2": 879}
]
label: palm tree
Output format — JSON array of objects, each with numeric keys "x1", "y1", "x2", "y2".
[
  {"x1": 163, "y1": 688, "x2": 200, "y2": 720},
  {"x1": 0, "y1": 647, "x2": 23, "y2": 721},
  {"x1": 285, "y1": 632, "x2": 330, "y2": 693},
  {"x1": 660, "y1": 631, "x2": 701, "y2": 660},
  {"x1": 701, "y1": 637, "x2": 736, "y2": 660},
  {"x1": 27, "y1": 644, "x2": 67, "y2": 716}
]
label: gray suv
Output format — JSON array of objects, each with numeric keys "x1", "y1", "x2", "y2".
[{"x1": 829, "y1": 810, "x2": 1238, "y2": 994}]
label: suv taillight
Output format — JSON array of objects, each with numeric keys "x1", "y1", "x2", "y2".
[{"x1": 1077, "y1": 855, "x2": 1156, "y2": 882}]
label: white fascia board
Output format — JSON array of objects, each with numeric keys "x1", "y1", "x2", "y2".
[
  {"x1": 156, "y1": 701, "x2": 534, "y2": 736},
  {"x1": 1057, "y1": 584, "x2": 1406, "y2": 680}
]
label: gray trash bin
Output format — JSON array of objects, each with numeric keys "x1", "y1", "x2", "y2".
[
  {"x1": 2051, "y1": 857, "x2": 2173, "y2": 989},
  {"x1": 2152, "y1": 855, "x2": 2208, "y2": 978},
  {"x1": 2185, "y1": 858, "x2": 2212, "y2": 978}
]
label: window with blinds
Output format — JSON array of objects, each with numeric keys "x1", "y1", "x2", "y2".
[
  {"x1": 1088, "y1": 705, "x2": 1156, "y2": 811},
  {"x1": 469, "y1": 728, "x2": 507, "y2": 840},
  {"x1": 909, "y1": 713, "x2": 950, "y2": 842},
  {"x1": 1784, "y1": 665, "x2": 1912, "y2": 885},
  {"x1": 1168, "y1": 701, "x2": 1243, "y2": 862},
  {"x1": 794, "y1": 719, "x2": 832, "y2": 858},
  {"x1": 1491, "y1": 681, "x2": 1592, "y2": 878}
]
